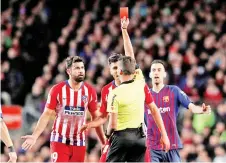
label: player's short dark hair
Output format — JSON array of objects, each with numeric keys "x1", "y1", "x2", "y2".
[
  {"x1": 151, "y1": 60, "x2": 166, "y2": 70},
  {"x1": 118, "y1": 56, "x2": 136, "y2": 75},
  {"x1": 108, "y1": 53, "x2": 123, "y2": 65},
  {"x1": 65, "y1": 56, "x2": 84, "y2": 69}
]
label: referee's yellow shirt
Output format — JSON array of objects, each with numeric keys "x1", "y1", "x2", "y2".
[{"x1": 107, "y1": 69, "x2": 153, "y2": 131}]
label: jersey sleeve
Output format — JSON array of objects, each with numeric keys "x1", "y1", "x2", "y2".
[
  {"x1": 175, "y1": 86, "x2": 191, "y2": 109},
  {"x1": 99, "y1": 87, "x2": 108, "y2": 115},
  {"x1": 88, "y1": 87, "x2": 98, "y2": 113},
  {"x1": 144, "y1": 84, "x2": 154, "y2": 104},
  {"x1": 107, "y1": 91, "x2": 119, "y2": 113},
  {"x1": 45, "y1": 86, "x2": 58, "y2": 110}
]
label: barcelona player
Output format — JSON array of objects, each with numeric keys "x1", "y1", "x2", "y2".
[{"x1": 146, "y1": 60, "x2": 211, "y2": 162}]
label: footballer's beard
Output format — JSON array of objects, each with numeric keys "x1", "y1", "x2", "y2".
[
  {"x1": 154, "y1": 82, "x2": 160, "y2": 86},
  {"x1": 73, "y1": 75, "x2": 85, "y2": 83}
]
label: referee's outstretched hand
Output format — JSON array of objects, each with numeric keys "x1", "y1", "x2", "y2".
[
  {"x1": 121, "y1": 16, "x2": 129, "y2": 29},
  {"x1": 160, "y1": 135, "x2": 170, "y2": 153}
]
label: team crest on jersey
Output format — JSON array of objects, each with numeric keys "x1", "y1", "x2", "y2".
[
  {"x1": 82, "y1": 95, "x2": 88, "y2": 103},
  {"x1": 163, "y1": 96, "x2": 169, "y2": 102}
]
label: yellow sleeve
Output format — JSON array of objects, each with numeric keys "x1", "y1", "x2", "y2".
[
  {"x1": 134, "y1": 68, "x2": 144, "y2": 81},
  {"x1": 107, "y1": 91, "x2": 119, "y2": 113}
]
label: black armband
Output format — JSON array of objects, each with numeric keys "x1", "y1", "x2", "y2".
[
  {"x1": 105, "y1": 129, "x2": 115, "y2": 139},
  {"x1": 8, "y1": 146, "x2": 15, "y2": 152}
]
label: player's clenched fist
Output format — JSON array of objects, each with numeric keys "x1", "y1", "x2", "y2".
[
  {"x1": 202, "y1": 103, "x2": 211, "y2": 114},
  {"x1": 21, "y1": 135, "x2": 36, "y2": 150}
]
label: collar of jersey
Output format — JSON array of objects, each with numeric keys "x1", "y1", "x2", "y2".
[
  {"x1": 112, "y1": 80, "x2": 117, "y2": 87},
  {"x1": 65, "y1": 80, "x2": 84, "y2": 91},
  {"x1": 120, "y1": 79, "x2": 134, "y2": 85}
]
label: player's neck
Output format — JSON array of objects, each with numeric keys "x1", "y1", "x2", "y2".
[
  {"x1": 68, "y1": 79, "x2": 83, "y2": 91},
  {"x1": 114, "y1": 79, "x2": 121, "y2": 86},
  {"x1": 152, "y1": 83, "x2": 165, "y2": 93},
  {"x1": 120, "y1": 75, "x2": 134, "y2": 83}
]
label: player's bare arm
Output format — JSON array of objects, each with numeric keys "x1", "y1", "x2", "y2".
[
  {"x1": 89, "y1": 110, "x2": 106, "y2": 145},
  {"x1": 121, "y1": 17, "x2": 135, "y2": 59},
  {"x1": 0, "y1": 118, "x2": 17, "y2": 163},
  {"x1": 0, "y1": 120, "x2": 14, "y2": 148},
  {"x1": 79, "y1": 113, "x2": 108, "y2": 133},
  {"x1": 148, "y1": 102, "x2": 170, "y2": 152},
  {"x1": 106, "y1": 112, "x2": 117, "y2": 138},
  {"x1": 188, "y1": 103, "x2": 211, "y2": 114},
  {"x1": 21, "y1": 107, "x2": 55, "y2": 150}
]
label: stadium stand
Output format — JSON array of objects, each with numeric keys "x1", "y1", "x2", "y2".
[{"x1": 1, "y1": 0, "x2": 226, "y2": 162}]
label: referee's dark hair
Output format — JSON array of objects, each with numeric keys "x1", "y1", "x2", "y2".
[
  {"x1": 118, "y1": 56, "x2": 136, "y2": 75},
  {"x1": 150, "y1": 60, "x2": 167, "y2": 71},
  {"x1": 65, "y1": 56, "x2": 84, "y2": 69}
]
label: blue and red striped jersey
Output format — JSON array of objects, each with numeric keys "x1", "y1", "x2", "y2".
[{"x1": 145, "y1": 85, "x2": 191, "y2": 150}]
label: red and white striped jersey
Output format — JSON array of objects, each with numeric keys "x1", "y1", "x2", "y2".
[
  {"x1": 46, "y1": 80, "x2": 97, "y2": 146},
  {"x1": 99, "y1": 81, "x2": 117, "y2": 116}
]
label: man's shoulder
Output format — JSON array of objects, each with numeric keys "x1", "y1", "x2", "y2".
[
  {"x1": 83, "y1": 82, "x2": 96, "y2": 92},
  {"x1": 165, "y1": 85, "x2": 179, "y2": 91},
  {"x1": 51, "y1": 81, "x2": 67, "y2": 92},
  {"x1": 103, "y1": 81, "x2": 115, "y2": 90},
  {"x1": 166, "y1": 85, "x2": 188, "y2": 97},
  {"x1": 111, "y1": 83, "x2": 128, "y2": 96},
  {"x1": 101, "y1": 81, "x2": 116, "y2": 94},
  {"x1": 149, "y1": 85, "x2": 178, "y2": 92},
  {"x1": 108, "y1": 85, "x2": 121, "y2": 95}
]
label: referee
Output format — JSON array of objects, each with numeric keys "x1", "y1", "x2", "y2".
[{"x1": 106, "y1": 56, "x2": 170, "y2": 162}]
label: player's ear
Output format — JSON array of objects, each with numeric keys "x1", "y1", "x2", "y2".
[
  {"x1": 66, "y1": 68, "x2": 71, "y2": 76},
  {"x1": 120, "y1": 70, "x2": 123, "y2": 75},
  {"x1": 149, "y1": 71, "x2": 152, "y2": 78},
  {"x1": 164, "y1": 72, "x2": 167, "y2": 78}
]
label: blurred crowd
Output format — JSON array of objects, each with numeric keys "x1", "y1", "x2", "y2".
[{"x1": 1, "y1": 0, "x2": 226, "y2": 162}]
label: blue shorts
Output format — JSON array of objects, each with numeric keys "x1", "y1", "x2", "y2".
[{"x1": 150, "y1": 149, "x2": 181, "y2": 162}]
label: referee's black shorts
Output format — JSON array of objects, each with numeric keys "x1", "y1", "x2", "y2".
[{"x1": 106, "y1": 127, "x2": 146, "y2": 162}]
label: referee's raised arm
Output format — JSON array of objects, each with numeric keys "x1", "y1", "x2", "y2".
[{"x1": 121, "y1": 17, "x2": 135, "y2": 59}]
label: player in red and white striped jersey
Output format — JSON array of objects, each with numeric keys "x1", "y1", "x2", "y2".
[{"x1": 21, "y1": 56, "x2": 105, "y2": 162}]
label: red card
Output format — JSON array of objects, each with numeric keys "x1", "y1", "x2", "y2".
[{"x1": 120, "y1": 7, "x2": 128, "y2": 19}]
